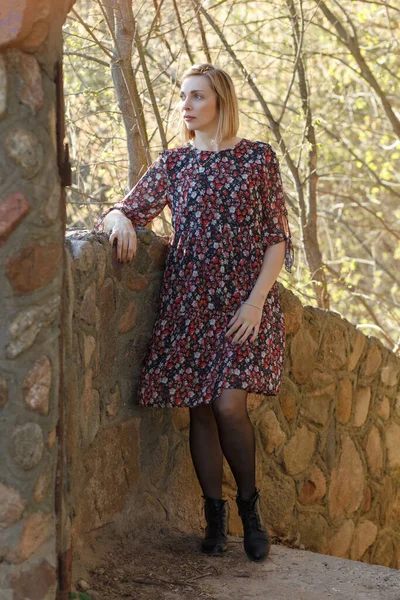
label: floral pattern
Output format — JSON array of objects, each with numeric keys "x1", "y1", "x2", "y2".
[{"x1": 95, "y1": 138, "x2": 294, "y2": 407}]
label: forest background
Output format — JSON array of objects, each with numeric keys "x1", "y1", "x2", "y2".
[{"x1": 63, "y1": 0, "x2": 400, "y2": 353}]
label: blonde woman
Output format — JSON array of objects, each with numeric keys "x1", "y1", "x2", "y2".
[{"x1": 95, "y1": 63, "x2": 294, "y2": 562}]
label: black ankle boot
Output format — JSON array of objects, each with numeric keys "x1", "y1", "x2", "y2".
[
  {"x1": 201, "y1": 496, "x2": 229, "y2": 555},
  {"x1": 236, "y1": 488, "x2": 271, "y2": 562}
]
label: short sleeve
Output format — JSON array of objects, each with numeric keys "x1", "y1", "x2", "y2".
[
  {"x1": 260, "y1": 144, "x2": 295, "y2": 273},
  {"x1": 93, "y1": 151, "x2": 169, "y2": 232}
]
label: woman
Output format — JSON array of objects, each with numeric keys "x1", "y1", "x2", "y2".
[{"x1": 94, "y1": 63, "x2": 294, "y2": 563}]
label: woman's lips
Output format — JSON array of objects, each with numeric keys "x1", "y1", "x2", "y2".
[{"x1": 184, "y1": 116, "x2": 195, "y2": 120}]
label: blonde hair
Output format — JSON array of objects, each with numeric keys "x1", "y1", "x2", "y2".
[{"x1": 178, "y1": 63, "x2": 240, "y2": 148}]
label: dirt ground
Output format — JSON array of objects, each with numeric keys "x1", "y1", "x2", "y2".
[{"x1": 73, "y1": 522, "x2": 400, "y2": 600}]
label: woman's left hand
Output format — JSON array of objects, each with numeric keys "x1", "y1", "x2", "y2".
[{"x1": 224, "y1": 302, "x2": 263, "y2": 345}]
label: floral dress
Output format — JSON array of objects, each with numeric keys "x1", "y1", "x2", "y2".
[{"x1": 95, "y1": 138, "x2": 294, "y2": 408}]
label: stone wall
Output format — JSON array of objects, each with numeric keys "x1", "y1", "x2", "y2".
[
  {"x1": 65, "y1": 230, "x2": 400, "y2": 577},
  {"x1": 0, "y1": 1, "x2": 74, "y2": 598}
]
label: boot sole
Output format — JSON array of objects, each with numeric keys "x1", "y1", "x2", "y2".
[{"x1": 201, "y1": 546, "x2": 228, "y2": 555}]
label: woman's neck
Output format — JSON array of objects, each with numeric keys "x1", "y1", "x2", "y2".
[{"x1": 191, "y1": 134, "x2": 241, "y2": 151}]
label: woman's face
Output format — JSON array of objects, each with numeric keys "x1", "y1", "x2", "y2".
[{"x1": 179, "y1": 75, "x2": 219, "y2": 134}]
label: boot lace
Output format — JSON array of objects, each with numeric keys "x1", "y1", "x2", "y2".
[{"x1": 206, "y1": 504, "x2": 226, "y2": 538}]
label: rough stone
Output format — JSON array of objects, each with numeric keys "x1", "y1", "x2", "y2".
[
  {"x1": 43, "y1": 180, "x2": 61, "y2": 222},
  {"x1": 278, "y1": 377, "x2": 298, "y2": 421},
  {"x1": 11, "y1": 422, "x2": 44, "y2": 470},
  {"x1": 69, "y1": 239, "x2": 94, "y2": 272},
  {"x1": 299, "y1": 370, "x2": 335, "y2": 425},
  {"x1": 348, "y1": 330, "x2": 366, "y2": 371},
  {"x1": 380, "y1": 357, "x2": 399, "y2": 387},
  {"x1": 82, "y1": 370, "x2": 100, "y2": 445},
  {"x1": 0, "y1": 191, "x2": 30, "y2": 247},
  {"x1": 298, "y1": 512, "x2": 328, "y2": 553},
  {"x1": 373, "y1": 530, "x2": 395, "y2": 568},
  {"x1": 16, "y1": 51, "x2": 44, "y2": 114},
  {"x1": 336, "y1": 377, "x2": 352, "y2": 424},
  {"x1": 365, "y1": 426, "x2": 383, "y2": 476},
  {"x1": 350, "y1": 520, "x2": 378, "y2": 561},
  {"x1": 98, "y1": 278, "x2": 115, "y2": 329},
  {"x1": 47, "y1": 427, "x2": 57, "y2": 449},
  {"x1": 106, "y1": 384, "x2": 121, "y2": 419},
  {"x1": 283, "y1": 426, "x2": 317, "y2": 475},
  {"x1": 260, "y1": 462, "x2": 296, "y2": 536},
  {"x1": 317, "y1": 320, "x2": 347, "y2": 370},
  {"x1": 360, "y1": 344, "x2": 383, "y2": 378},
  {"x1": 6, "y1": 511, "x2": 53, "y2": 563},
  {"x1": 289, "y1": 327, "x2": 318, "y2": 384},
  {"x1": 298, "y1": 465, "x2": 327, "y2": 505},
  {"x1": 80, "y1": 283, "x2": 97, "y2": 325},
  {"x1": 76, "y1": 419, "x2": 140, "y2": 532},
  {"x1": 6, "y1": 243, "x2": 61, "y2": 294},
  {"x1": 0, "y1": 482, "x2": 25, "y2": 526},
  {"x1": 385, "y1": 422, "x2": 400, "y2": 469},
  {"x1": 118, "y1": 302, "x2": 137, "y2": 334},
  {"x1": 353, "y1": 386, "x2": 371, "y2": 427},
  {"x1": 380, "y1": 476, "x2": 394, "y2": 526},
  {"x1": 171, "y1": 407, "x2": 190, "y2": 430},
  {"x1": 329, "y1": 435, "x2": 364, "y2": 517},
  {"x1": 0, "y1": 375, "x2": 8, "y2": 409},
  {"x1": 376, "y1": 396, "x2": 390, "y2": 421},
  {"x1": 126, "y1": 276, "x2": 149, "y2": 291},
  {"x1": 258, "y1": 409, "x2": 286, "y2": 453},
  {"x1": 5, "y1": 128, "x2": 43, "y2": 178},
  {"x1": 8, "y1": 559, "x2": 57, "y2": 600},
  {"x1": 328, "y1": 519, "x2": 355, "y2": 558},
  {"x1": 6, "y1": 295, "x2": 60, "y2": 358},
  {"x1": 96, "y1": 242, "x2": 107, "y2": 288},
  {"x1": 363, "y1": 486, "x2": 372, "y2": 513},
  {"x1": 83, "y1": 334, "x2": 96, "y2": 368},
  {"x1": 33, "y1": 466, "x2": 52, "y2": 503},
  {"x1": 0, "y1": 54, "x2": 6, "y2": 118},
  {"x1": 23, "y1": 355, "x2": 51, "y2": 415},
  {"x1": 247, "y1": 393, "x2": 264, "y2": 411}
]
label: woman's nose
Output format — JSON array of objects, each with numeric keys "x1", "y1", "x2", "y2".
[{"x1": 182, "y1": 97, "x2": 192, "y2": 111}]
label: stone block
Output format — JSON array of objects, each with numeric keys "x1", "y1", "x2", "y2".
[
  {"x1": 0, "y1": 376, "x2": 8, "y2": 409},
  {"x1": 6, "y1": 243, "x2": 61, "y2": 294},
  {"x1": 365, "y1": 426, "x2": 383, "y2": 476},
  {"x1": 283, "y1": 425, "x2": 317, "y2": 476},
  {"x1": 258, "y1": 460, "x2": 296, "y2": 536},
  {"x1": 348, "y1": 330, "x2": 366, "y2": 371},
  {"x1": 385, "y1": 422, "x2": 400, "y2": 469},
  {"x1": 299, "y1": 370, "x2": 335, "y2": 425},
  {"x1": 0, "y1": 482, "x2": 25, "y2": 526},
  {"x1": 126, "y1": 276, "x2": 150, "y2": 291},
  {"x1": 106, "y1": 384, "x2": 121, "y2": 419},
  {"x1": 376, "y1": 396, "x2": 390, "y2": 420},
  {"x1": 8, "y1": 559, "x2": 56, "y2": 600},
  {"x1": 0, "y1": 192, "x2": 30, "y2": 247},
  {"x1": 298, "y1": 512, "x2": 328, "y2": 553},
  {"x1": 83, "y1": 334, "x2": 96, "y2": 368},
  {"x1": 9, "y1": 49, "x2": 44, "y2": 114},
  {"x1": 328, "y1": 519, "x2": 355, "y2": 558},
  {"x1": 317, "y1": 320, "x2": 347, "y2": 370},
  {"x1": 373, "y1": 530, "x2": 395, "y2": 568},
  {"x1": 298, "y1": 465, "x2": 327, "y2": 505},
  {"x1": 118, "y1": 302, "x2": 137, "y2": 334},
  {"x1": 336, "y1": 377, "x2": 352, "y2": 424},
  {"x1": 363, "y1": 486, "x2": 372, "y2": 513},
  {"x1": 350, "y1": 520, "x2": 378, "y2": 561},
  {"x1": 380, "y1": 357, "x2": 399, "y2": 387},
  {"x1": 76, "y1": 419, "x2": 140, "y2": 533},
  {"x1": 10, "y1": 422, "x2": 44, "y2": 470},
  {"x1": 289, "y1": 326, "x2": 318, "y2": 384},
  {"x1": 258, "y1": 408, "x2": 286, "y2": 453},
  {"x1": 0, "y1": 54, "x2": 6, "y2": 118},
  {"x1": 6, "y1": 511, "x2": 53, "y2": 563},
  {"x1": 23, "y1": 355, "x2": 51, "y2": 415},
  {"x1": 353, "y1": 386, "x2": 371, "y2": 427},
  {"x1": 329, "y1": 435, "x2": 364, "y2": 517},
  {"x1": 171, "y1": 407, "x2": 190, "y2": 429},
  {"x1": 6, "y1": 295, "x2": 60, "y2": 358},
  {"x1": 5, "y1": 128, "x2": 43, "y2": 178},
  {"x1": 360, "y1": 344, "x2": 383, "y2": 378},
  {"x1": 33, "y1": 466, "x2": 52, "y2": 503},
  {"x1": 69, "y1": 239, "x2": 94, "y2": 272},
  {"x1": 79, "y1": 283, "x2": 97, "y2": 325},
  {"x1": 279, "y1": 289, "x2": 303, "y2": 335},
  {"x1": 279, "y1": 378, "x2": 299, "y2": 421}
]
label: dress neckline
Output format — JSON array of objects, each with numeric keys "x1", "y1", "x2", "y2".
[{"x1": 187, "y1": 137, "x2": 246, "y2": 154}]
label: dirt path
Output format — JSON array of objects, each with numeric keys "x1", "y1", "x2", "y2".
[{"x1": 74, "y1": 523, "x2": 400, "y2": 600}]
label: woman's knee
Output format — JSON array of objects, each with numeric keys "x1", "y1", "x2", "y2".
[
  {"x1": 212, "y1": 389, "x2": 248, "y2": 424},
  {"x1": 189, "y1": 402, "x2": 215, "y2": 426}
]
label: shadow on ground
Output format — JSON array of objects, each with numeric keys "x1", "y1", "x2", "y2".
[{"x1": 73, "y1": 523, "x2": 400, "y2": 600}]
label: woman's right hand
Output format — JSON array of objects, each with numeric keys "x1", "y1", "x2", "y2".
[{"x1": 105, "y1": 209, "x2": 137, "y2": 262}]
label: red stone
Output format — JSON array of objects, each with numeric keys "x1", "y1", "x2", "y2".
[
  {"x1": 9, "y1": 558, "x2": 56, "y2": 599},
  {"x1": 0, "y1": 192, "x2": 30, "y2": 246},
  {"x1": 6, "y1": 243, "x2": 61, "y2": 294}
]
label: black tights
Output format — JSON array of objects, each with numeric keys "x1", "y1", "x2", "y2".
[{"x1": 189, "y1": 389, "x2": 256, "y2": 501}]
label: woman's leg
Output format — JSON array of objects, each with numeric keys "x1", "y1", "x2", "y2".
[
  {"x1": 211, "y1": 388, "x2": 256, "y2": 500},
  {"x1": 189, "y1": 402, "x2": 224, "y2": 499}
]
